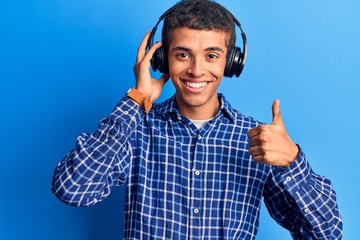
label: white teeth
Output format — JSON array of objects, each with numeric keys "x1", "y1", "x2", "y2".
[{"x1": 184, "y1": 81, "x2": 208, "y2": 89}]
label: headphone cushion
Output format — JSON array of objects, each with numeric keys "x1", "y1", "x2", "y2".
[
  {"x1": 224, "y1": 47, "x2": 242, "y2": 78},
  {"x1": 151, "y1": 46, "x2": 168, "y2": 74}
]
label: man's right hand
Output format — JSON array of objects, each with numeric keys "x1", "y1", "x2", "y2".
[{"x1": 133, "y1": 32, "x2": 169, "y2": 102}]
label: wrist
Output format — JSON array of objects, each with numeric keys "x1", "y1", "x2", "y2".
[
  {"x1": 126, "y1": 88, "x2": 152, "y2": 114},
  {"x1": 287, "y1": 143, "x2": 300, "y2": 166}
]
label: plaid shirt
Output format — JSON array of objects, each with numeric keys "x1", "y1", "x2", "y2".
[{"x1": 52, "y1": 94, "x2": 342, "y2": 239}]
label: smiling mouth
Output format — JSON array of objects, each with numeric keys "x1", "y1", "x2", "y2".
[{"x1": 182, "y1": 81, "x2": 208, "y2": 89}]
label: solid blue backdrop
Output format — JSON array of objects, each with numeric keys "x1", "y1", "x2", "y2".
[{"x1": 1, "y1": 0, "x2": 359, "y2": 239}]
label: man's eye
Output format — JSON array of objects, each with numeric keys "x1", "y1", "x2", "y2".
[
  {"x1": 176, "y1": 53, "x2": 189, "y2": 58},
  {"x1": 208, "y1": 54, "x2": 218, "y2": 59}
]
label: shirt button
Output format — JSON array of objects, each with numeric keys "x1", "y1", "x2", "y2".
[
  {"x1": 104, "y1": 138, "x2": 109, "y2": 143},
  {"x1": 177, "y1": 116, "x2": 182, "y2": 121},
  {"x1": 123, "y1": 111, "x2": 129, "y2": 114},
  {"x1": 131, "y1": 116, "x2": 136, "y2": 121},
  {"x1": 193, "y1": 208, "x2": 199, "y2": 214},
  {"x1": 195, "y1": 170, "x2": 200, "y2": 176},
  {"x1": 198, "y1": 136, "x2": 202, "y2": 140},
  {"x1": 304, "y1": 208, "x2": 310, "y2": 214},
  {"x1": 285, "y1": 176, "x2": 291, "y2": 182}
]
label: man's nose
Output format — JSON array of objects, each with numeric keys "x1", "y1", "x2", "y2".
[{"x1": 186, "y1": 58, "x2": 205, "y2": 77}]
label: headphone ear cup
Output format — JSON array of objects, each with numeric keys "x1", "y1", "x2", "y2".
[
  {"x1": 151, "y1": 46, "x2": 168, "y2": 74},
  {"x1": 224, "y1": 48, "x2": 235, "y2": 77},
  {"x1": 224, "y1": 47, "x2": 243, "y2": 78}
]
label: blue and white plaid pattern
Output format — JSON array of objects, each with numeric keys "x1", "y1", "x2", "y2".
[{"x1": 52, "y1": 94, "x2": 342, "y2": 239}]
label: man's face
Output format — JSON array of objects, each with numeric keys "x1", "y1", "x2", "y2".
[{"x1": 167, "y1": 27, "x2": 228, "y2": 119}]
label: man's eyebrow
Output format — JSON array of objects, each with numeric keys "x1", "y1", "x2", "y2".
[
  {"x1": 171, "y1": 46, "x2": 190, "y2": 52},
  {"x1": 205, "y1": 47, "x2": 224, "y2": 52},
  {"x1": 170, "y1": 46, "x2": 225, "y2": 53}
]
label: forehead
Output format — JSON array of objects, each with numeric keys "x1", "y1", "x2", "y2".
[{"x1": 168, "y1": 27, "x2": 229, "y2": 50}]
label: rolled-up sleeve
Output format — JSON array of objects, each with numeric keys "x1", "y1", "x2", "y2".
[
  {"x1": 52, "y1": 97, "x2": 145, "y2": 207},
  {"x1": 264, "y1": 148, "x2": 343, "y2": 239}
]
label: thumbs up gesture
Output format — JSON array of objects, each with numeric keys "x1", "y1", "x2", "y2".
[{"x1": 247, "y1": 100, "x2": 299, "y2": 167}]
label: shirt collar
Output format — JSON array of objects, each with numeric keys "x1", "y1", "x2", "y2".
[{"x1": 154, "y1": 93, "x2": 236, "y2": 122}]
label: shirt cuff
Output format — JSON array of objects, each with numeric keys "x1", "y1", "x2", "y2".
[
  {"x1": 279, "y1": 147, "x2": 312, "y2": 192},
  {"x1": 108, "y1": 96, "x2": 147, "y2": 136}
]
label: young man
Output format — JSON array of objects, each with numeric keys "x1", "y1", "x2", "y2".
[{"x1": 52, "y1": 0, "x2": 342, "y2": 239}]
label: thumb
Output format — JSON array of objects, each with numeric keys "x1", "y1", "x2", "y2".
[
  {"x1": 271, "y1": 99, "x2": 283, "y2": 125},
  {"x1": 158, "y1": 73, "x2": 170, "y2": 87},
  {"x1": 150, "y1": 73, "x2": 170, "y2": 102}
]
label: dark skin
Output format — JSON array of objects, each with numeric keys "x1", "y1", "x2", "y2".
[
  {"x1": 133, "y1": 30, "x2": 299, "y2": 168},
  {"x1": 247, "y1": 99, "x2": 299, "y2": 167},
  {"x1": 133, "y1": 32, "x2": 169, "y2": 103}
]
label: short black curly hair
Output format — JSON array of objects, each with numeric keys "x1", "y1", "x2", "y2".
[{"x1": 161, "y1": 0, "x2": 236, "y2": 53}]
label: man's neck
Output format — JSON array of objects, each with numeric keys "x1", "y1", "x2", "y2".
[{"x1": 177, "y1": 100, "x2": 220, "y2": 120}]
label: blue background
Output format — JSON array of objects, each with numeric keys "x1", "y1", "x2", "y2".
[{"x1": 1, "y1": 0, "x2": 359, "y2": 239}]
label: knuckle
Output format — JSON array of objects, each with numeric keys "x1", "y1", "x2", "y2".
[
  {"x1": 258, "y1": 135, "x2": 267, "y2": 143},
  {"x1": 253, "y1": 155, "x2": 261, "y2": 163},
  {"x1": 259, "y1": 125, "x2": 267, "y2": 131},
  {"x1": 262, "y1": 154, "x2": 272, "y2": 163},
  {"x1": 261, "y1": 143, "x2": 269, "y2": 152},
  {"x1": 264, "y1": 154, "x2": 277, "y2": 165}
]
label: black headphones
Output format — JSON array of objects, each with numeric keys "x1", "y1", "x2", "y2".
[{"x1": 147, "y1": 3, "x2": 248, "y2": 78}]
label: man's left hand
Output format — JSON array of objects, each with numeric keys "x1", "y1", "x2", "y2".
[{"x1": 247, "y1": 100, "x2": 299, "y2": 167}]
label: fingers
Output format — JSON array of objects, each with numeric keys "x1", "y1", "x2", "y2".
[
  {"x1": 247, "y1": 126, "x2": 259, "y2": 139},
  {"x1": 248, "y1": 134, "x2": 262, "y2": 147},
  {"x1": 248, "y1": 145, "x2": 265, "y2": 160},
  {"x1": 248, "y1": 145, "x2": 263, "y2": 155},
  {"x1": 136, "y1": 32, "x2": 163, "y2": 65},
  {"x1": 247, "y1": 124, "x2": 268, "y2": 139},
  {"x1": 136, "y1": 32, "x2": 150, "y2": 63},
  {"x1": 271, "y1": 99, "x2": 283, "y2": 125},
  {"x1": 248, "y1": 142, "x2": 275, "y2": 165},
  {"x1": 133, "y1": 32, "x2": 169, "y2": 102},
  {"x1": 146, "y1": 41, "x2": 162, "y2": 63}
]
